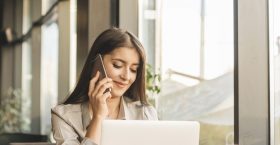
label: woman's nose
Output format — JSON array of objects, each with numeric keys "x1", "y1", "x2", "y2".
[{"x1": 120, "y1": 68, "x2": 130, "y2": 80}]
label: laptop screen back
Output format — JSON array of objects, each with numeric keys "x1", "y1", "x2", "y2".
[{"x1": 100, "y1": 120, "x2": 200, "y2": 145}]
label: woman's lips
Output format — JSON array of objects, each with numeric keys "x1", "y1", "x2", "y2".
[{"x1": 114, "y1": 81, "x2": 128, "y2": 88}]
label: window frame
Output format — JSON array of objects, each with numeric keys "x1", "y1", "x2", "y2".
[{"x1": 235, "y1": 0, "x2": 270, "y2": 144}]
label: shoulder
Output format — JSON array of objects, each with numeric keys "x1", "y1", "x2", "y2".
[
  {"x1": 123, "y1": 96, "x2": 142, "y2": 107},
  {"x1": 51, "y1": 103, "x2": 82, "y2": 118},
  {"x1": 51, "y1": 103, "x2": 88, "y2": 144},
  {"x1": 123, "y1": 96, "x2": 158, "y2": 120}
]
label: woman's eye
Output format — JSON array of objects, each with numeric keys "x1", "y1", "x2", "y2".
[
  {"x1": 130, "y1": 68, "x2": 137, "y2": 73},
  {"x1": 113, "y1": 64, "x2": 122, "y2": 68}
]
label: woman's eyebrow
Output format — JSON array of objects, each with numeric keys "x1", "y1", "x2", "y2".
[{"x1": 112, "y1": 58, "x2": 139, "y2": 66}]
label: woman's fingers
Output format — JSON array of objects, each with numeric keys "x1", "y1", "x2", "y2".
[
  {"x1": 88, "y1": 71, "x2": 100, "y2": 97},
  {"x1": 95, "y1": 83, "x2": 113, "y2": 99},
  {"x1": 91, "y1": 84, "x2": 112, "y2": 119},
  {"x1": 95, "y1": 91, "x2": 112, "y2": 105},
  {"x1": 88, "y1": 75, "x2": 113, "y2": 119},
  {"x1": 102, "y1": 92, "x2": 112, "y2": 101},
  {"x1": 91, "y1": 78, "x2": 112, "y2": 97},
  {"x1": 91, "y1": 91, "x2": 111, "y2": 119}
]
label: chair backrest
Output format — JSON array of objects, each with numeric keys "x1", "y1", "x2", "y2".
[{"x1": 0, "y1": 133, "x2": 49, "y2": 145}]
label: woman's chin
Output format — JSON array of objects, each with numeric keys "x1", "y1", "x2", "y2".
[{"x1": 110, "y1": 91, "x2": 124, "y2": 98}]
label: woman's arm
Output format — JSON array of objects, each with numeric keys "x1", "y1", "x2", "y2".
[
  {"x1": 84, "y1": 116, "x2": 103, "y2": 144},
  {"x1": 85, "y1": 71, "x2": 113, "y2": 144}
]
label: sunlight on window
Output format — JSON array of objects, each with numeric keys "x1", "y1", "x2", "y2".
[
  {"x1": 161, "y1": 0, "x2": 201, "y2": 86},
  {"x1": 41, "y1": 23, "x2": 59, "y2": 134},
  {"x1": 269, "y1": 0, "x2": 280, "y2": 144},
  {"x1": 204, "y1": 0, "x2": 233, "y2": 79},
  {"x1": 156, "y1": 0, "x2": 234, "y2": 145}
]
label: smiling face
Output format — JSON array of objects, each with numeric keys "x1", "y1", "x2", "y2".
[{"x1": 103, "y1": 47, "x2": 140, "y2": 98}]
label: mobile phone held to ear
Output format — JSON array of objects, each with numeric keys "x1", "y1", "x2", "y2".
[
  {"x1": 91, "y1": 54, "x2": 108, "y2": 80},
  {"x1": 91, "y1": 54, "x2": 111, "y2": 93}
]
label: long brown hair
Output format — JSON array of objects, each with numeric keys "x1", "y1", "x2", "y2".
[{"x1": 63, "y1": 28, "x2": 148, "y2": 105}]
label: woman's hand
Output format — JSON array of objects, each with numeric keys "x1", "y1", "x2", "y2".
[{"x1": 88, "y1": 71, "x2": 113, "y2": 120}]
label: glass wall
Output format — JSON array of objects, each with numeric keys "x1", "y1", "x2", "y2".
[
  {"x1": 140, "y1": 0, "x2": 234, "y2": 144},
  {"x1": 41, "y1": 0, "x2": 59, "y2": 135},
  {"x1": 269, "y1": 0, "x2": 280, "y2": 144},
  {"x1": 20, "y1": 0, "x2": 76, "y2": 134},
  {"x1": 21, "y1": 0, "x2": 32, "y2": 133},
  {"x1": 41, "y1": 22, "x2": 59, "y2": 134},
  {"x1": 40, "y1": 0, "x2": 77, "y2": 135},
  {"x1": 139, "y1": 0, "x2": 156, "y2": 69}
]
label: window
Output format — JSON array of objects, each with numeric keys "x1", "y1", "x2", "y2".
[
  {"x1": 269, "y1": 0, "x2": 280, "y2": 144},
  {"x1": 40, "y1": 0, "x2": 77, "y2": 135},
  {"x1": 20, "y1": 0, "x2": 76, "y2": 134},
  {"x1": 139, "y1": 0, "x2": 234, "y2": 144},
  {"x1": 139, "y1": 0, "x2": 156, "y2": 69},
  {"x1": 41, "y1": 22, "x2": 59, "y2": 134},
  {"x1": 21, "y1": 0, "x2": 33, "y2": 132}
]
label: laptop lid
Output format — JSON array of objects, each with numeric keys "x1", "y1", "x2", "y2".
[{"x1": 100, "y1": 120, "x2": 200, "y2": 145}]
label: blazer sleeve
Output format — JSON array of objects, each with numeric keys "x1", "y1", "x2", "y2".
[{"x1": 51, "y1": 111, "x2": 98, "y2": 145}]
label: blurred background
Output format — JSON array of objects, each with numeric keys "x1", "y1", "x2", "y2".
[{"x1": 0, "y1": 0, "x2": 279, "y2": 145}]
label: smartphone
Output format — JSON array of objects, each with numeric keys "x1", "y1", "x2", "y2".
[{"x1": 91, "y1": 54, "x2": 111, "y2": 93}]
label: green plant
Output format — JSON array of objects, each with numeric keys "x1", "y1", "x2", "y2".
[
  {"x1": 0, "y1": 88, "x2": 28, "y2": 133},
  {"x1": 146, "y1": 64, "x2": 161, "y2": 94},
  {"x1": 146, "y1": 64, "x2": 161, "y2": 106}
]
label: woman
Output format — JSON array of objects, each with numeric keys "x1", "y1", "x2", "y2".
[{"x1": 51, "y1": 28, "x2": 158, "y2": 145}]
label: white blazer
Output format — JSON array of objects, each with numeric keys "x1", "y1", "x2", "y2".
[{"x1": 51, "y1": 96, "x2": 158, "y2": 145}]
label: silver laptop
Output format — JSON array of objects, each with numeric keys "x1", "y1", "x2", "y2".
[{"x1": 100, "y1": 120, "x2": 200, "y2": 145}]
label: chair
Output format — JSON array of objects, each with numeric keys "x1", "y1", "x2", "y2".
[{"x1": 0, "y1": 133, "x2": 50, "y2": 145}]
